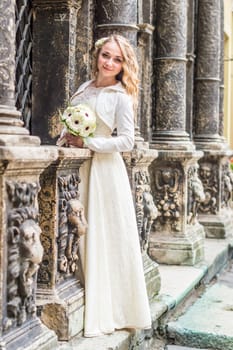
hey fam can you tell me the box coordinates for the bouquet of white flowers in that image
[56,104,96,146]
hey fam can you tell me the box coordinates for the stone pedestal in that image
[197,151,233,238]
[123,147,161,300]
[148,151,205,265]
[193,0,233,238]
[0,146,58,350]
[36,147,91,340]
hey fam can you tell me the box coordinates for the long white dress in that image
[71,82,151,337]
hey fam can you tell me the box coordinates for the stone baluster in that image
[0,1,58,348]
[194,0,233,238]
[149,0,205,265]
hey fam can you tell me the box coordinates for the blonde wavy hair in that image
[92,35,139,102]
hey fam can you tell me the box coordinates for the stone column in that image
[151,0,192,150]
[0,0,39,146]
[194,0,222,148]
[194,0,233,238]
[149,0,205,265]
[137,0,154,142]
[36,148,92,340]
[0,1,58,348]
[32,0,82,145]
[95,0,138,45]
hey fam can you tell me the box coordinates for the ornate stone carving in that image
[135,170,158,251]
[4,181,42,332]
[198,162,218,215]
[57,173,87,282]
[187,164,205,224]
[221,161,233,209]
[153,167,182,232]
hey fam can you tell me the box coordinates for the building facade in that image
[0,0,232,348]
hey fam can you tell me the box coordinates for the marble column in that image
[194,0,233,238]
[149,0,205,265]
[0,1,58,348]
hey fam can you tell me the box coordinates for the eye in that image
[114,58,123,63]
[102,52,109,58]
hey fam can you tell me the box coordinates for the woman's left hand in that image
[66,134,84,148]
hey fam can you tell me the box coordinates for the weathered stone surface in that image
[37,147,91,340]
[0,146,58,349]
[149,150,205,265]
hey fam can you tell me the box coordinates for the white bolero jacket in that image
[70,80,135,153]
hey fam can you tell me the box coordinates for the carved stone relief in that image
[57,173,87,283]
[152,166,182,232]
[135,170,158,251]
[187,164,205,224]
[198,161,218,215]
[4,181,42,332]
[221,161,233,209]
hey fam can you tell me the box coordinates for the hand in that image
[65,133,84,148]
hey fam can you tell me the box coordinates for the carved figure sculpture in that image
[188,165,205,224]
[155,168,181,231]
[141,191,158,250]
[66,199,88,273]
[199,163,218,214]
[18,219,43,325]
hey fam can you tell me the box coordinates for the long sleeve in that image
[86,93,135,153]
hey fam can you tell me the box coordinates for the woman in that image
[59,34,151,337]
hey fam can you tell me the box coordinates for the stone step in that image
[166,263,233,350]
[165,346,208,350]
[58,330,131,350]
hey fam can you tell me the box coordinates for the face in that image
[97,40,123,80]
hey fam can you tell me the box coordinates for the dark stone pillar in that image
[137,0,154,142]
[194,0,222,148]
[32,0,83,145]
[219,0,225,139]
[151,0,192,150]
[0,0,39,146]
[186,0,196,139]
[194,0,233,238]
[95,0,138,45]
[149,0,205,265]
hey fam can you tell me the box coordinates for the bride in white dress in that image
[59,34,151,337]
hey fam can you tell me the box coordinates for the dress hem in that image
[84,324,152,338]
